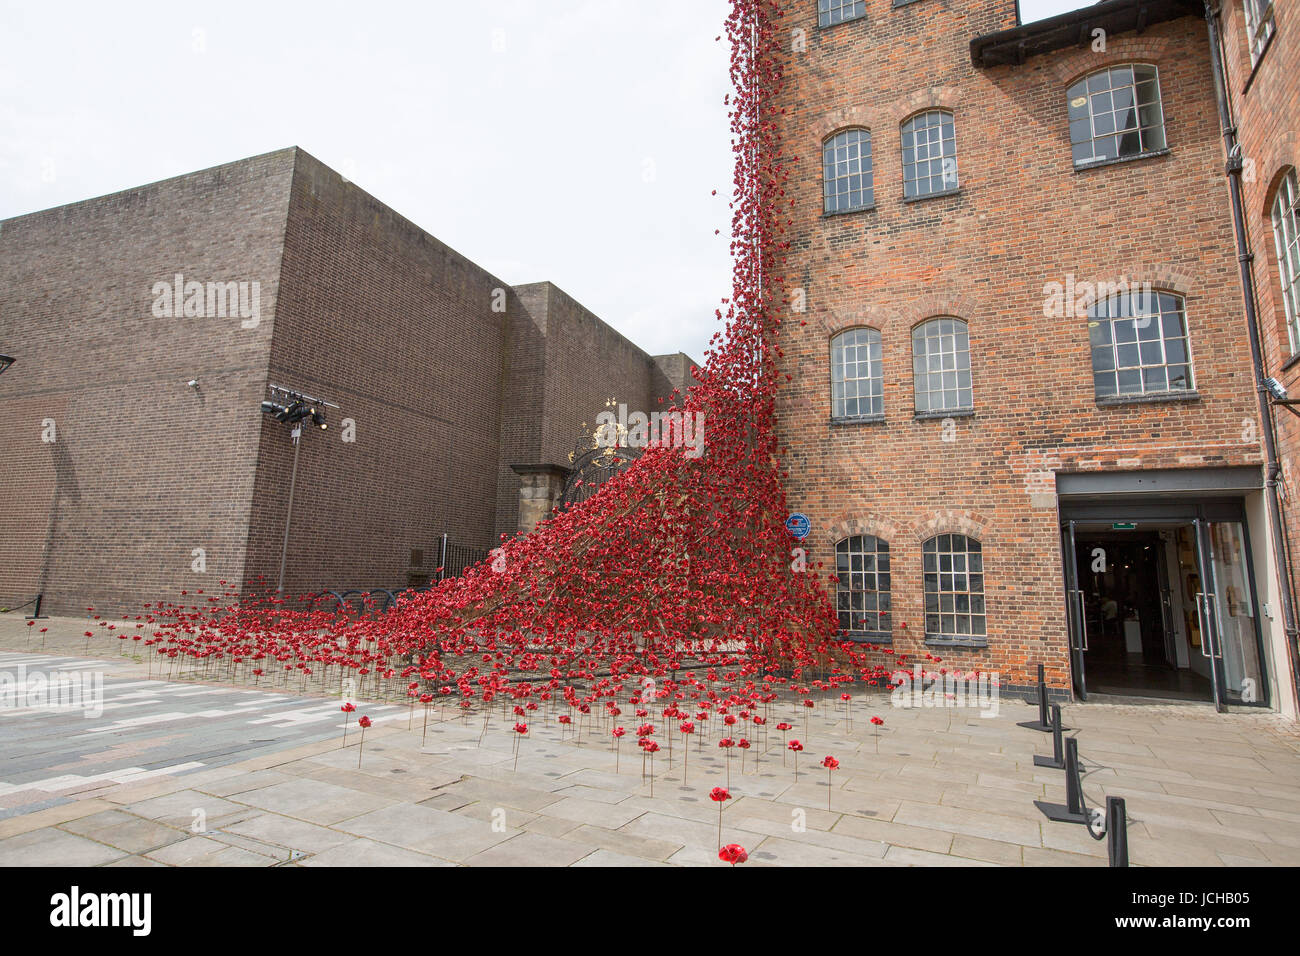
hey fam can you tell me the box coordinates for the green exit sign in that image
[1112,522,1136,531]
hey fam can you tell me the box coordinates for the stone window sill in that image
[839,632,893,644]
[1073,148,1172,173]
[903,186,960,204]
[1096,389,1200,408]
[822,204,876,219]
[914,407,974,421]
[817,12,868,31]
[830,414,886,426]
[1243,30,1276,97]
[924,637,988,649]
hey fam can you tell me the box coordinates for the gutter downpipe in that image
[1202,0,1300,713]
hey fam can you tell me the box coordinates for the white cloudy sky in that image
[1,0,1088,363]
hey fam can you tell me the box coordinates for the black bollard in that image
[1017,664,1067,732]
[1034,736,1088,824]
[1033,704,1066,769]
[1107,797,1129,867]
[25,593,48,620]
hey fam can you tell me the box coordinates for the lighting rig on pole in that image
[260,384,338,593]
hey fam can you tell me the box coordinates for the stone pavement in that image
[2,615,1300,866]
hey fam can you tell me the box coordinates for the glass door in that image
[1194,519,1267,707]
[1062,520,1087,699]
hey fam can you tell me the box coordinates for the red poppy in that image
[709,786,731,802]
[357,715,372,728]
[718,843,748,866]
[822,755,839,770]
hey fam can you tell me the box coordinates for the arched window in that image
[1067,64,1165,166]
[1088,290,1194,397]
[901,110,958,198]
[822,129,874,213]
[923,534,985,639]
[831,328,883,419]
[1270,169,1300,354]
[818,0,866,28]
[1244,0,1276,64]
[912,317,972,413]
[836,535,891,636]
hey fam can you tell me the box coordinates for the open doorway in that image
[1071,526,1214,702]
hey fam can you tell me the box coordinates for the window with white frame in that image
[923,534,986,639]
[1067,64,1166,166]
[1271,169,1300,354]
[831,328,883,419]
[901,110,958,198]
[836,535,891,637]
[1244,0,1276,64]
[823,129,874,213]
[912,317,972,413]
[1088,290,1194,397]
[818,0,866,28]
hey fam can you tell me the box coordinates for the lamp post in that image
[260,385,337,593]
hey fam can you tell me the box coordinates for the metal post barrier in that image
[1107,797,1129,867]
[25,593,48,620]
[1033,703,1066,769]
[1018,663,1067,732]
[1034,737,1088,824]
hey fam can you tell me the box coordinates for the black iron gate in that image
[559,428,640,508]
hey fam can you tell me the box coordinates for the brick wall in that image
[1218,1,1300,625]
[492,282,699,541]
[243,149,514,597]
[1,146,692,612]
[0,150,293,614]
[772,1,1264,690]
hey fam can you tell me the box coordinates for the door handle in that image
[1204,592,1224,660]
[1195,593,1214,659]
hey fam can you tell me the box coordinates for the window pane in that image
[833,536,892,635]
[831,328,883,418]
[1070,65,1165,166]
[823,129,874,213]
[912,317,972,412]
[818,0,867,27]
[922,535,987,638]
[901,110,958,196]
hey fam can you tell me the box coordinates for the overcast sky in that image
[1,1,1089,363]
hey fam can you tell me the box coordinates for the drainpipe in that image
[1202,0,1300,711]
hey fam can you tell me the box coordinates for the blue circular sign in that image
[785,513,811,541]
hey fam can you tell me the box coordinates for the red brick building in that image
[0,148,695,615]
[774,0,1299,714]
